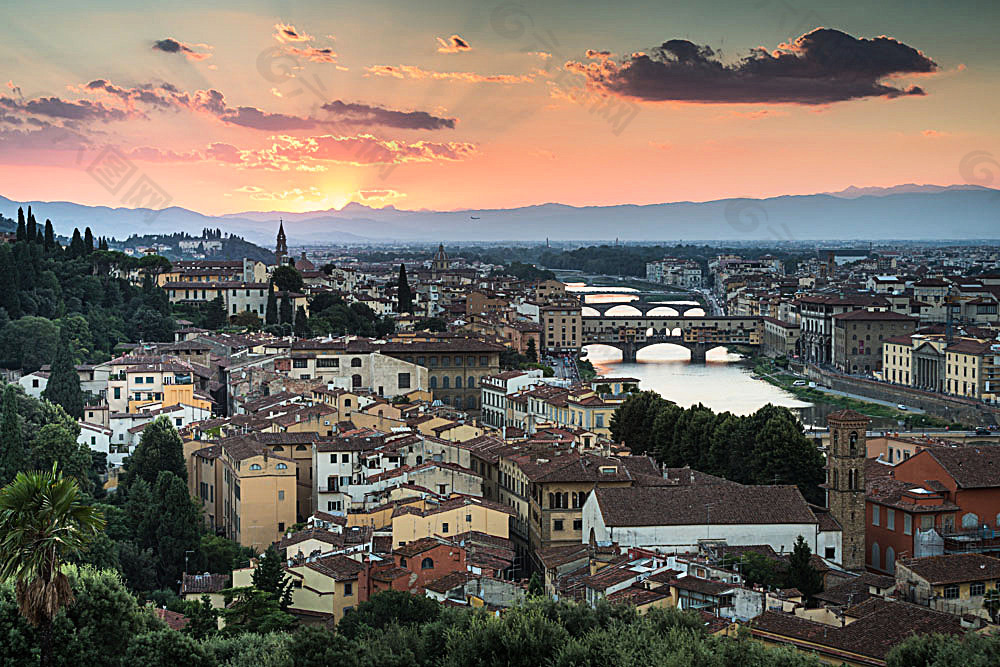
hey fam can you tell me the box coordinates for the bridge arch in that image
[646,306,679,316]
[603,304,643,316]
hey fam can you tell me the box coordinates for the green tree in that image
[151,471,201,588]
[16,207,26,241]
[0,384,24,484]
[0,316,61,372]
[43,220,55,250]
[397,264,413,313]
[337,590,441,639]
[785,535,822,599]
[294,306,310,337]
[69,228,85,257]
[271,265,304,293]
[609,391,672,455]
[528,572,544,596]
[42,331,84,419]
[196,534,255,574]
[265,283,278,325]
[286,626,357,667]
[83,227,94,254]
[0,466,105,667]
[232,310,262,330]
[525,337,537,363]
[984,587,1000,624]
[252,545,293,610]
[205,295,227,330]
[279,295,292,326]
[122,416,187,490]
[221,587,297,635]
[126,629,214,667]
[29,423,92,492]
[182,594,219,640]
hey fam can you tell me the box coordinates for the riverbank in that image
[751,356,962,429]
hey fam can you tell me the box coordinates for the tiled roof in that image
[303,554,363,581]
[181,573,230,595]
[922,447,1000,489]
[594,484,817,527]
[900,553,1000,585]
[152,607,189,631]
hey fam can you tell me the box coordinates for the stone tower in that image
[825,408,869,571]
[431,243,450,276]
[275,219,288,266]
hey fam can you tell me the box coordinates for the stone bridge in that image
[580,302,705,317]
[581,315,761,363]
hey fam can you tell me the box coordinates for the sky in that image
[1,0,998,215]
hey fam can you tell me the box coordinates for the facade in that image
[896,553,1000,619]
[832,310,917,375]
[760,317,800,358]
[540,302,582,354]
[289,339,428,397]
[824,409,869,571]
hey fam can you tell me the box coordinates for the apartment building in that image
[832,310,917,375]
[288,338,427,397]
[107,360,212,414]
[540,302,583,354]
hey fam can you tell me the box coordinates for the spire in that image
[275,218,288,262]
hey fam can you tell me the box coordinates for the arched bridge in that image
[582,315,762,363]
[581,302,705,317]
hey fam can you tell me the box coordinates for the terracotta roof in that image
[900,553,1000,585]
[181,573,230,595]
[826,409,870,423]
[921,447,1000,489]
[594,484,817,527]
[605,583,671,606]
[152,607,189,630]
[303,554,363,581]
[813,572,894,606]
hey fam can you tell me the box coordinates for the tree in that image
[195,534,255,575]
[69,228,85,257]
[265,283,278,326]
[122,416,187,490]
[279,295,292,326]
[271,265,303,293]
[0,384,24,485]
[525,337,537,363]
[182,594,219,640]
[252,545,293,610]
[0,316,61,372]
[232,310,262,330]
[29,424,93,493]
[204,295,227,330]
[785,535,822,599]
[151,471,201,588]
[294,306,310,337]
[42,331,84,419]
[83,227,94,254]
[984,587,1000,624]
[16,207,26,241]
[126,629,214,667]
[528,572,544,596]
[337,590,441,639]
[26,210,36,243]
[609,391,672,454]
[221,587,297,635]
[397,264,413,313]
[0,466,104,667]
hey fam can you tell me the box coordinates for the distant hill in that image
[2,186,999,244]
[114,232,275,263]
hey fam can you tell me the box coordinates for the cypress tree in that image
[265,283,278,325]
[786,535,823,598]
[279,295,292,325]
[25,207,36,243]
[0,384,24,484]
[42,331,84,419]
[16,207,25,241]
[526,337,537,363]
[152,470,201,587]
[70,228,85,257]
[397,263,413,313]
[294,306,310,337]
[252,544,294,610]
[205,295,227,329]
[43,219,55,250]
[84,227,94,253]
[122,415,188,490]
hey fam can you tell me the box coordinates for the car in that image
[897,404,908,411]
[975,427,991,435]
[792,380,807,386]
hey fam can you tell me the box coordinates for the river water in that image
[570,288,829,424]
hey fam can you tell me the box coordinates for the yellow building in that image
[896,553,1000,620]
[390,495,513,548]
[109,360,212,414]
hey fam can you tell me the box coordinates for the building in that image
[824,409,869,571]
[479,370,544,429]
[896,553,1000,619]
[540,302,582,355]
[832,310,917,375]
[288,338,428,397]
[275,220,288,266]
[760,317,800,358]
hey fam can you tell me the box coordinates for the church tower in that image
[825,409,869,571]
[431,243,450,277]
[275,219,288,266]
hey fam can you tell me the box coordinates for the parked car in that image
[975,427,991,435]
[792,380,807,386]
[897,404,908,411]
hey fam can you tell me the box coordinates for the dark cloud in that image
[1,93,131,122]
[437,34,472,53]
[273,23,313,43]
[321,100,456,130]
[286,45,338,63]
[566,28,937,104]
[152,38,212,61]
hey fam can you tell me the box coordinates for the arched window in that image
[249,464,262,471]
[351,358,362,367]
[871,542,880,569]
[833,431,839,446]
[454,375,462,388]
[421,557,434,570]
[562,492,569,508]
[351,374,362,388]
[295,444,307,451]
[962,512,980,530]
[276,463,288,470]
[442,377,450,389]
[548,493,555,509]
[885,547,896,574]
[416,455,423,465]
[273,446,284,452]
[430,376,438,389]
[848,468,858,491]
[849,431,858,456]
[833,469,839,489]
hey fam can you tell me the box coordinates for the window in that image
[351,357,362,367]
[903,513,912,535]
[573,519,582,531]
[399,557,407,567]
[438,484,447,495]
[398,372,411,389]
[351,374,362,388]
[441,522,449,533]
[278,490,285,500]
[454,375,462,388]
[553,519,564,531]
[871,543,880,569]
[885,546,895,574]
[276,463,287,470]
[873,505,880,527]
[344,582,353,596]
[825,546,836,560]
[421,557,434,570]
[317,358,340,368]
[442,377,449,389]
[278,522,285,532]
[430,376,438,389]
[341,453,350,463]
[249,464,262,471]
[466,513,472,522]
[887,509,895,531]
[943,585,959,599]
[293,359,308,368]
[971,582,986,596]
[962,512,980,530]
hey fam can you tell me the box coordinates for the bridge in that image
[580,302,705,317]
[581,315,762,363]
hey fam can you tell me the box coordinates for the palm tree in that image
[0,465,104,667]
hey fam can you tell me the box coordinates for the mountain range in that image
[1,185,997,245]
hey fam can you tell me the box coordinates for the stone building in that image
[824,409,869,571]
[832,310,917,375]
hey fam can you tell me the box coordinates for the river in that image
[567,285,833,424]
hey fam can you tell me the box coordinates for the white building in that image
[18,371,49,399]
[582,484,842,565]
[479,369,544,429]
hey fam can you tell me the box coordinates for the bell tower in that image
[275,219,288,266]
[825,409,869,571]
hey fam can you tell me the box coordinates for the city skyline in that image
[2,0,998,215]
